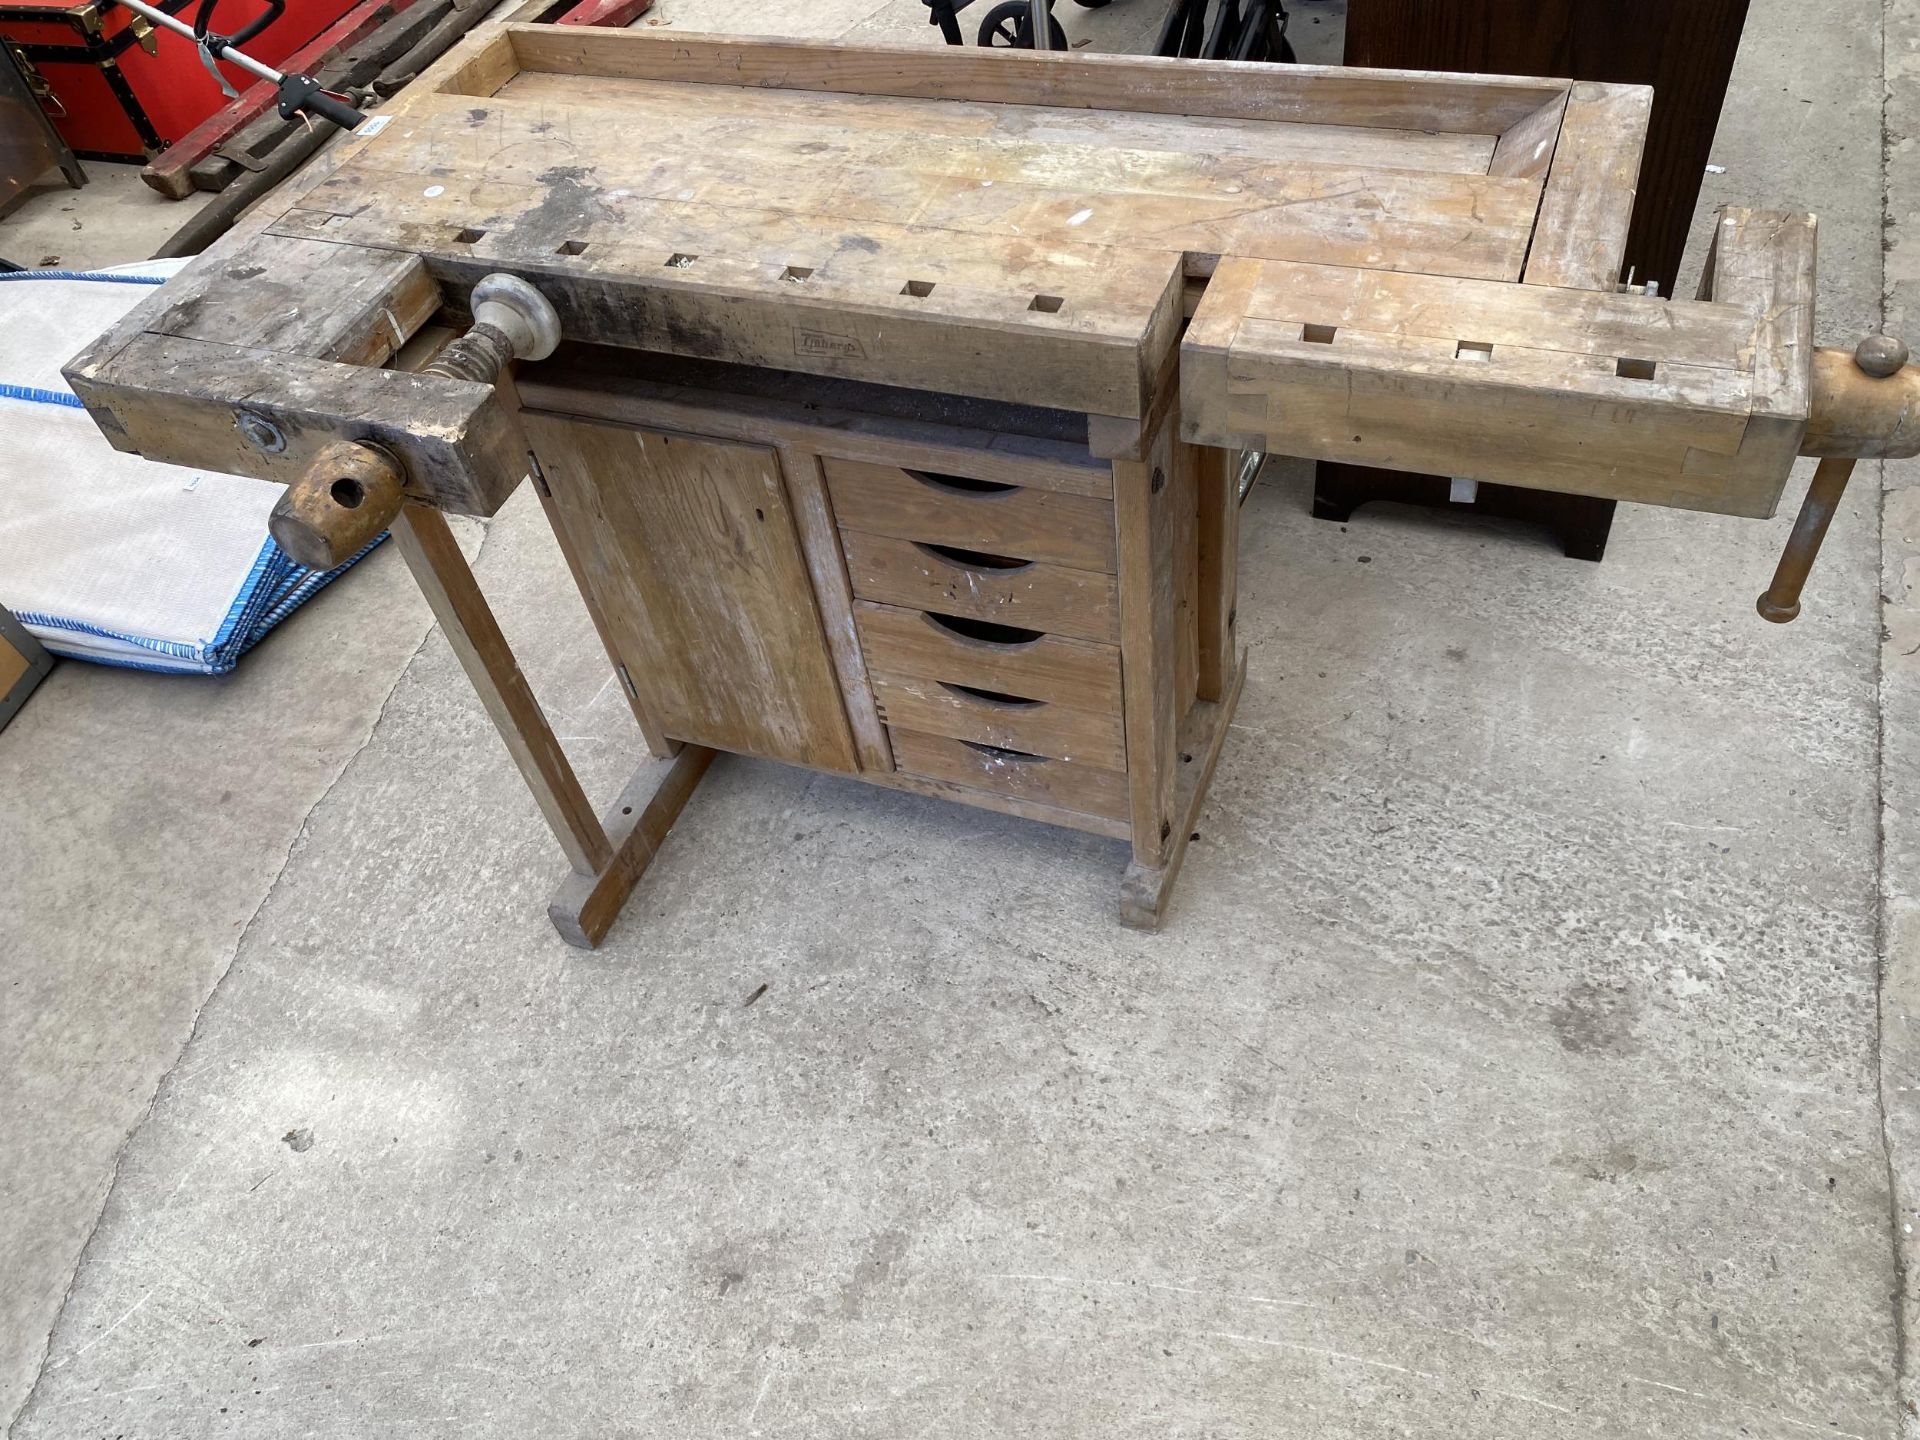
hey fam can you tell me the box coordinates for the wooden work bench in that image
[63,24,1920,945]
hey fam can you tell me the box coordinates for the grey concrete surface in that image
[1,0,1912,1437]
[1879,4,1920,1434]
[0,544,452,1432]
[1,160,216,270]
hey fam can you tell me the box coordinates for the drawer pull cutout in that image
[915,541,1033,572]
[923,612,1044,647]
[961,740,1047,763]
[940,681,1044,709]
[905,469,1020,497]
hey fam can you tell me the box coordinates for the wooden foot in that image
[548,744,717,949]
[1119,650,1246,930]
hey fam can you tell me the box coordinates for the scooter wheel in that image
[977,0,1069,47]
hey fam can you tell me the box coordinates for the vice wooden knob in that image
[268,441,404,571]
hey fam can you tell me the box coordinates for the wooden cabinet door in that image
[524,413,858,773]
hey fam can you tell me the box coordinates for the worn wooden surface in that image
[1182,242,1812,517]
[523,417,858,772]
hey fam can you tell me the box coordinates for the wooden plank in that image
[147,234,439,369]
[888,728,1129,824]
[522,411,675,757]
[504,25,1567,134]
[1192,441,1237,703]
[853,601,1121,712]
[1179,251,1809,518]
[1119,651,1245,929]
[1488,91,1566,181]
[1207,325,1764,514]
[518,351,1109,498]
[1685,208,1817,511]
[66,331,524,518]
[868,671,1125,770]
[1524,81,1652,290]
[825,458,1117,573]
[433,25,521,96]
[525,419,859,772]
[548,745,715,949]
[391,504,612,876]
[842,530,1119,644]
[1234,258,1756,365]
[1115,410,1182,869]
[860,756,1132,841]
[293,89,1545,283]
[501,69,1503,177]
[782,447,894,775]
[1172,433,1199,715]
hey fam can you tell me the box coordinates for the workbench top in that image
[65,25,1816,524]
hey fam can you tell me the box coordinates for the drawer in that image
[868,669,1125,770]
[853,600,1120,712]
[889,727,1130,823]
[826,457,1116,573]
[842,530,1119,644]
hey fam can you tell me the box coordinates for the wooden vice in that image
[63,24,1920,945]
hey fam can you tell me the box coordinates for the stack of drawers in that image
[826,457,1131,823]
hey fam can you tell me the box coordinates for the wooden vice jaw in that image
[265,273,564,571]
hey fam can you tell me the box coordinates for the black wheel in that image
[977,0,1068,47]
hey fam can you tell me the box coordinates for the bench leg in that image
[548,745,716,948]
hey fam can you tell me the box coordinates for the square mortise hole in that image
[1030,294,1064,314]
[784,265,814,283]
[1616,357,1658,380]
[665,252,698,268]
[555,239,589,257]
[1302,323,1337,344]
[452,226,486,245]
[902,279,936,297]
[1456,340,1493,361]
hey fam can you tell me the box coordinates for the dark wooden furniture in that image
[0,38,81,223]
[1320,0,1752,561]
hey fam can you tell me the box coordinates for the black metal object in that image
[0,35,84,219]
[1154,0,1292,60]
[975,0,1064,48]
[924,0,1292,58]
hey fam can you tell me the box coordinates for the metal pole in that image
[1030,0,1052,48]
[110,0,285,85]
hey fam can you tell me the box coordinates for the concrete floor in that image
[1,0,1915,1434]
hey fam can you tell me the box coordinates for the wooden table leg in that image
[1120,652,1245,929]
[392,502,716,947]
[548,745,716,948]
[391,503,614,876]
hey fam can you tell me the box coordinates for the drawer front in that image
[826,457,1116,573]
[889,728,1129,822]
[842,530,1119,644]
[869,670,1125,770]
[853,601,1120,712]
